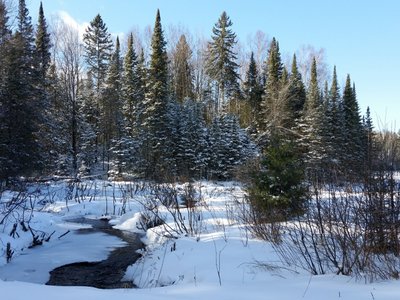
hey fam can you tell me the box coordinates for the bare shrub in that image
[135,182,204,237]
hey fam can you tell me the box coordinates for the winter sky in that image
[26,0,400,130]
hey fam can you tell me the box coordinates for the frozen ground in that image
[0,180,399,300]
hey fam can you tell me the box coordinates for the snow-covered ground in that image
[0,180,399,300]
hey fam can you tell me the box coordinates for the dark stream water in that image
[46,217,144,289]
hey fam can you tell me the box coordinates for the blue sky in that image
[26,0,400,129]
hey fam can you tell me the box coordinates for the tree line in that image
[1,0,396,183]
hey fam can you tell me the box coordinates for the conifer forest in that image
[2,1,398,184]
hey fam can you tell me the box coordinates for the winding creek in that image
[46,217,144,289]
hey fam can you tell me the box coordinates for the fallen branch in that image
[58,230,70,239]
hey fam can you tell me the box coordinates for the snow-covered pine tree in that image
[1,0,42,177]
[243,52,262,129]
[108,33,146,178]
[77,71,97,174]
[176,100,209,179]
[104,39,123,142]
[208,116,227,179]
[286,54,306,122]
[342,75,364,175]
[208,114,254,179]
[304,58,321,113]
[0,0,12,179]
[122,33,140,136]
[103,37,125,176]
[141,10,173,180]
[362,107,374,173]
[206,11,240,114]
[259,37,283,133]
[34,2,56,174]
[35,2,51,80]
[83,14,113,168]
[326,66,345,170]
[298,57,327,179]
[83,14,113,96]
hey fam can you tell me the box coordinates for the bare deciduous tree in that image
[51,18,83,172]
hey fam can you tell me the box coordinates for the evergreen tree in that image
[304,57,320,113]
[103,37,123,142]
[0,0,10,44]
[0,0,12,178]
[1,0,41,176]
[34,2,55,173]
[83,14,113,95]
[103,37,125,175]
[208,114,254,179]
[176,100,209,178]
[363,106,374,173]
[83,14,113,168]
[206,11,240,113]
[299,57,327,179]
[172,34,194,103]
[116,48,148,177]
[248,135,308,221]
[326,66,344,168]
[122,33,139,136]
[134,49,147,131]
[208,116,230,179]
[78,73,98,173]
[259,37,283,132]
[287,54,306,119]
[243,52,262,127]
[278,54,306,130]
[342,75,363,173]
[122,45,146,137]
[35,2,51,80]
[142,10,172,179]
[46,63,72,175]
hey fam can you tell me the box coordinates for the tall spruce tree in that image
[259,37,283,132]
[135,49,147,129]
[342,75,363,173]
[0,0,12,179]
[0,0,9,43]
[305,57,320,113]
[34,2,55,173]
[0,0,43,177]
[287,54,306,119]
[122,33,140,136]
[35,2,51,80]
[142,10,172,179]
[206,11,240,113]
[3,0,41,176]
[83,14,113,168]
[278,54,306,130]
[243,52,262,127]
[103,37,123,142]
[248,135,308,221]
[83,14,113,95]
[326,66,344,170]
[175,100,209,178]
[78,72,98,173]
[300,57,327,178]
[363,106,374,173]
